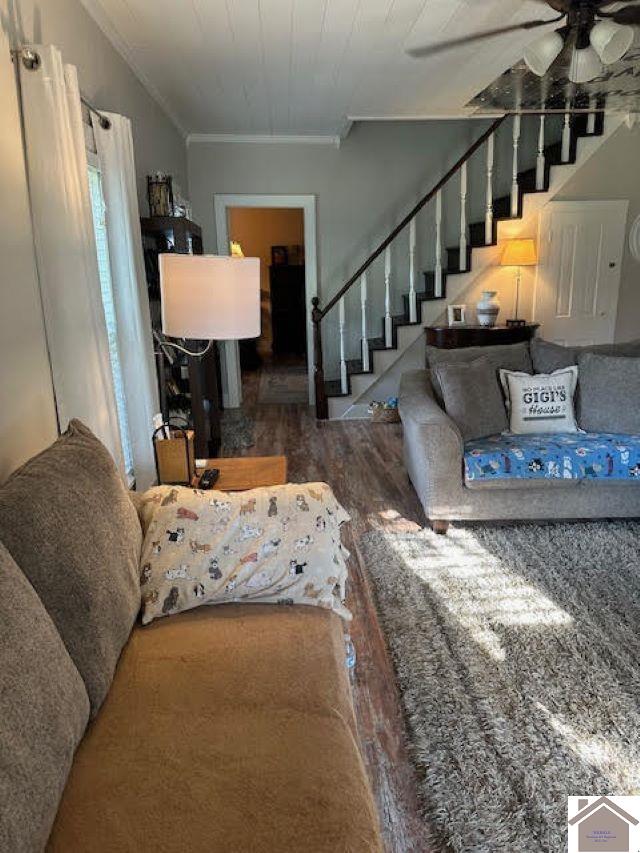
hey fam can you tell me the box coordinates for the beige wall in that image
[554,122,640,342]
[0,0,187,479]
[228,207,304,353]
[228,207,304,294]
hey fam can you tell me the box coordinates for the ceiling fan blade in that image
[406,18,562,59]
[610,5,640,23]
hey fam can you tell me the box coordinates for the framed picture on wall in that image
[271,245,289,266]
[447,304,467,326]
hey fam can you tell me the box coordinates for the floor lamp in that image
[158,254,260,455]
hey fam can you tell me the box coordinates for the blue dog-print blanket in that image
[464,433,640,482]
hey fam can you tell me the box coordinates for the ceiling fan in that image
[407,0,640,83]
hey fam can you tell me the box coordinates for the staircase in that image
[312,104,623,420]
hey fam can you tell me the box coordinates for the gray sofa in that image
[399,339,640,532]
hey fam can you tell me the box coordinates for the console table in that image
[425,323,539,349]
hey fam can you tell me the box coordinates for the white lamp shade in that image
[523,30,564,76]
[568,45,604,83]
[590,20,634,65]
[160,254,260,340]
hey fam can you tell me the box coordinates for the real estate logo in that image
[568,796,640,852]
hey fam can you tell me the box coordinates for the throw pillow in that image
[136,482,352,624]
[499,366,579,434]
[0,542,90,853]
[426,341,532,402]
[0,420,142,716]
[530,339,577,374]
[578,352,640,433]
[432,356,508,441]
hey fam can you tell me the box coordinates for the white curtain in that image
[18,45,125,472]
[92,113,159,490]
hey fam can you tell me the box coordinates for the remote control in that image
[198,469,220,490]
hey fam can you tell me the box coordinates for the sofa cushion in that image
[432,356,508,441]
[499,366,579,434]
[578,353,640,433]
[136,482,351,625]
[0,420,142,715]
[0,541,89,853]
[426,341,532,401]
[47,605,383,853]
[531,337,640,374]
[464,432,640,483]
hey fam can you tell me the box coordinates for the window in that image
[87,160,134,481]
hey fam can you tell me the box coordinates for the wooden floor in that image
[220,368,440,853]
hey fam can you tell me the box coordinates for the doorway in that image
[533,200,628,345]
[214,194,317,408]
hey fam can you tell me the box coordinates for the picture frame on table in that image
[447,304,467,326]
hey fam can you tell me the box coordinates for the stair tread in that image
[322,118,606,405]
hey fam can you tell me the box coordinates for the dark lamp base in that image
[506,318,527,328]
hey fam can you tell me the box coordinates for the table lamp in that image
[159,253,260,354]
[500,238,537,327]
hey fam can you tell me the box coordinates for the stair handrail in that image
[311,113,507,417]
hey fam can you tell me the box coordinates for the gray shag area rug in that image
[220,410,255,451]
[360,521,640,853]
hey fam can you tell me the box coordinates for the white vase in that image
[476,291,500,327]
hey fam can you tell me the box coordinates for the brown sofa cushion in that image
[0,542,89,853]
[0,420,142,715]
[47,605,383,853]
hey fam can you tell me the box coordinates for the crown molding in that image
[78,0,188,139]
[187,132,342,147]
[347,113,496,121]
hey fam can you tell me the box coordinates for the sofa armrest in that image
[398,370,464,520]
[399,371,463,449]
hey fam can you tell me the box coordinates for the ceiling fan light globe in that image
[568,45,604,83]
[590,20,634,65]
[523,30,564,76]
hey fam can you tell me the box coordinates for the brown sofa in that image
[0,422,382,853]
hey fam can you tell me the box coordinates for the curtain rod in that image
[11,47,112,130]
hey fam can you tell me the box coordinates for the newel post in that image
[312,297,328,420]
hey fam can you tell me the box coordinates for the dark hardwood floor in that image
[219,368,441,853]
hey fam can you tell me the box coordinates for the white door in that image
[533,200,628,346]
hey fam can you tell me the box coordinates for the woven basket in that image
[371,407,400,424]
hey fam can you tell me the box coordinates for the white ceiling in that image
[80,0,556,138]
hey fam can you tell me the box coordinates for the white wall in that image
[0,0,188,479]
[188,120,501,376]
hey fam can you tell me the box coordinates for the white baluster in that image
[562,100,571,163]
[536,114,546,191]
[587,94,596,134]
[459,162,467,272]
[485,133,494,245]
[384,246,392,348]
[360,273,370,371]
[408,219,417,322]
[434,190,443,297]
[511,113,521,217]
[339,297,348,394]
